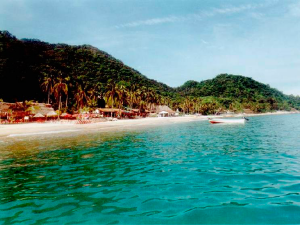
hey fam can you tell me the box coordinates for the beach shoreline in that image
[0,116,207,140]
[0,111,299,140]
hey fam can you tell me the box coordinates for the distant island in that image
[1,30,299,115]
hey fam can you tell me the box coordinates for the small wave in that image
[7,130,80,137]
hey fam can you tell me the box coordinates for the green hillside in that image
[177,74,285,100]
[0,31,175,110]
[1,31,299,114]
[174,74,300,113]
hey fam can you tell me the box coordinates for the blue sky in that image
[1,0,300,95]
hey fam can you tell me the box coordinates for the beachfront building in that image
[98,108,149,118]
[158,111,169,117]
[131,109,150,118]
[99,108,121,117]
[0,102,56,123]
[155,105,175,117]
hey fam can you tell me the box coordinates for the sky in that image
[1,0,300,95]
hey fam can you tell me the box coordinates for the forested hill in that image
[0,31,175,103]
[176,74,286,100]
[0,30,299,113]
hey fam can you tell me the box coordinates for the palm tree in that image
[135,87,146,111]
[105,79,119,117]
[144,88,157,111]
[194,97,202,114]
[105,79,117,108]
[116,81,128,110]
[64,76,71,108]
[186,97,195,114]
[41,75,54,104]
[53,77,68,114]
[75,85,90,109]
[127,91,136,109]
[89,82,105,107]
[127,84,138,109]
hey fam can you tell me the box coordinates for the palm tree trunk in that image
[65,94,68,108]
[59,95,61,111]
[118,101,122,118]
[57,95,61,120]
[111,96,114,117]
[130,96,133,109]
[47,88,50,104]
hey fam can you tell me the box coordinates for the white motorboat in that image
[208,117,248,124]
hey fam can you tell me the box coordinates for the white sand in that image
[1,111,298,140]
[0,116,207,139]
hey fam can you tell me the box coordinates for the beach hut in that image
[33,113,45,118]
[158,111,169,117]
[33,113,45,122]
[61,113,73,119]
[61,112,68,117]
[46,111,57,117]
[99,108,120,117]
[46,111,57,116]
[46,111,58,121]
[155,105,175,116]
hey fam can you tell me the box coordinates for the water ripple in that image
[1,114,300,224]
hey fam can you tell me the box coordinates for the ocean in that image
[1,114,300,224]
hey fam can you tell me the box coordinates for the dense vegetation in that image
[1,31,299,115]
[176,74,300,114]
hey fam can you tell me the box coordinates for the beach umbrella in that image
[46,111,57,117]
[33,113,45,118]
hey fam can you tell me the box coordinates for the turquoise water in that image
[1,114,300,224]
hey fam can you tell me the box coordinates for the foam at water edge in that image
[7,129,80,137]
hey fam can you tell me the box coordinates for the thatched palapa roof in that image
[155,105,175,114]
[0,102,55,116]
[99,108,120,113]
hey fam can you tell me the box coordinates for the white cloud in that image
[116,16,185,28]
[116,3,270,29]
[201,39,208,44]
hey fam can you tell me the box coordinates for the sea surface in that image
[1,114,300,224]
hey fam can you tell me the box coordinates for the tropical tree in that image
[116,81,128,110]
[135,87,149,111]
[105,79,121,117]
[75,85,90,109]
[64,76,71,108]
[105,79,118,108]
[183,97,193,114]
[127,84,138,109]
[193,97,202,114]
[199,97,221,115]
[144,88,158,111]
[53,77,68,113]
[41,75,54,104]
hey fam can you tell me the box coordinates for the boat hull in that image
[209,119,245,124]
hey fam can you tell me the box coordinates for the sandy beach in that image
[1,111,299,141]
[0,116,207,140]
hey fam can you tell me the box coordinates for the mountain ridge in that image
[1,30,299,113]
